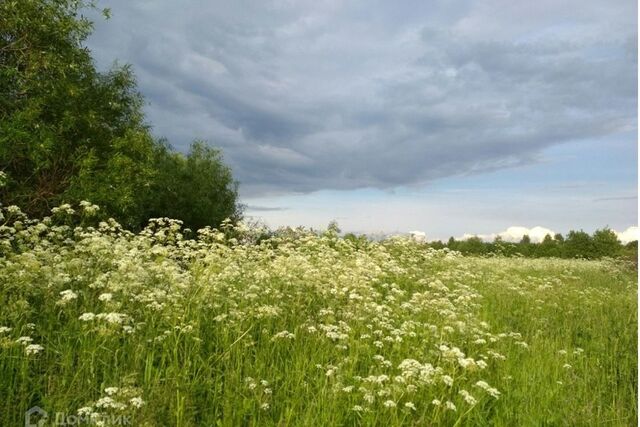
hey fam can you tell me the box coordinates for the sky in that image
[86,0,638,241]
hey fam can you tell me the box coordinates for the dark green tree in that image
[0,0,240,230]
[538,234,558,257]
[591,228,621,258]
[565,230,595,258]
[447,236,457,250]
[145,141,240,231]
[0,0,156,225]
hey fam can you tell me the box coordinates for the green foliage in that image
[564,230,595,258]
[145,141,240,231]
[437,228,630,260]
[0,205,636,426]
[0,0,240,230]
[0,0,152,221]
[591,227,621,258]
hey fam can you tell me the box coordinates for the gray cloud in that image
[87,0,637,196]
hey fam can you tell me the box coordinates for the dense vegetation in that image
[0,203,636,426]
[0,0,240,230]
[426,229,638,261]
[0,2,636,425]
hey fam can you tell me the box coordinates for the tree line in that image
[0,0,241,231]
[426,228,638,261]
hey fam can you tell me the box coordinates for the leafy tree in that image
[447,236,457,251]
[538,234,558,257]
[0,0,156,225]
[429,240,446,250]
[0,0,240,229]
[591,227,621,258]
[326,220,341,235]
[457,236,486,255]
[145,141,240,231]
[565,230,595,258]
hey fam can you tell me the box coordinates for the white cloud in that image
[459,226,555,243]
[615,226,639,244]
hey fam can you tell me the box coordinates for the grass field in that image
[0,205,637,426]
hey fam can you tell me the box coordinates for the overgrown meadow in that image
[0,203,636,426]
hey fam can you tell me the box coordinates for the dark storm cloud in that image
[87,0,637,196]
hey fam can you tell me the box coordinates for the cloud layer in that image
[88,0,637,196]
[616,226,639,244]
[459,226,556,243]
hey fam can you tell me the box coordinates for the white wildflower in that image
[272,330,295,340]
[25,344,44,355]
[104,387,119,395]
[441,375,454,386]
[98,293,113,302]
[129,397,145,408]
[77,407,93,416]
[16,336,33,344]
[79,313,96,321]
[58,289,78,305]
[459,389,477,405]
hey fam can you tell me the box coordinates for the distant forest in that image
[429,229,637,261]
[342,227,638,262]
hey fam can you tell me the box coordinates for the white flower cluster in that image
[0,202,633,424]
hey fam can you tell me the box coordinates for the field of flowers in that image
[0,203,637,426]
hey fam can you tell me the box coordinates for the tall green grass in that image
[0,205,636,426]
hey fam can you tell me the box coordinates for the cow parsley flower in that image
[129,397,145,408]
[16,336,33,345]
[404,402,417,411]
[58,289,78,305]
[442,375,454,386]
[459,389,477,405]
[98,293,113,302]
[104,387,119,395]
[272,330,295,340]
[77,407,93,416]
[25,344,44,355]
[79,313,96,321]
